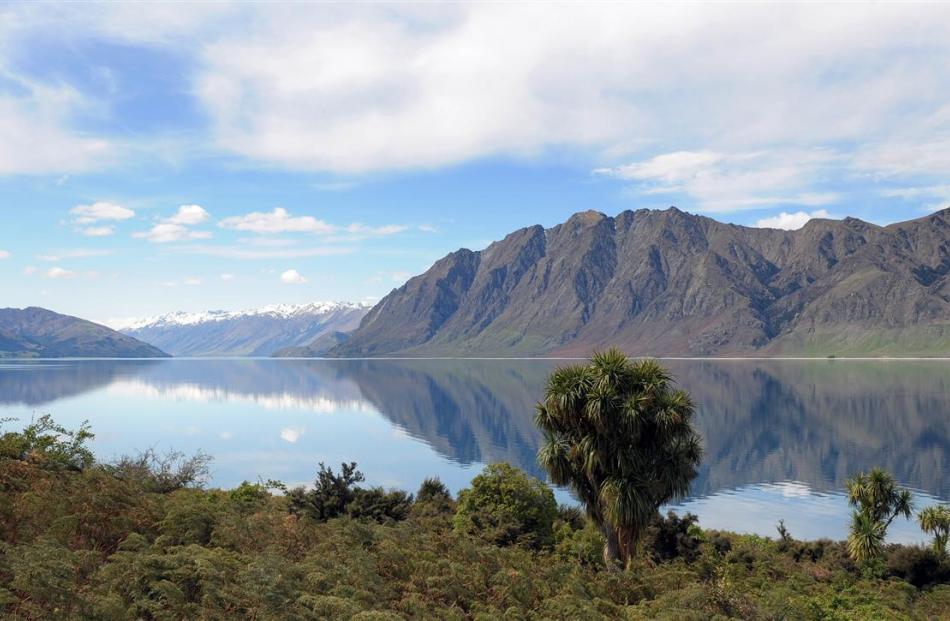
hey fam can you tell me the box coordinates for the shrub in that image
[0,415,94,472]
[5,416,950,620]
[709,533,733,557]
[886,545,950,588]
[157,490,223,546]
[228,480,270,512]
[556,504,586,531]
[790,539,835,563]
[453,463,557,549]
[416,477,452,504]
[288,462,364,522]
[554,520,605,568]
[648,511,703,563]
[413,477,455,515]
[284,463,413,525]
[107,448,211,493]
[348,488,413,523]
[6,538,94,615]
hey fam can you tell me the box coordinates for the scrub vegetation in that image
[2,357,950,619]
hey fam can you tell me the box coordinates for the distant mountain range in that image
[331,207,950,357]
[272,330,353,357]
[113,302,370,357]
[0,307,168,358]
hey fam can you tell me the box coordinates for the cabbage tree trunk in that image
[602,526,622,571]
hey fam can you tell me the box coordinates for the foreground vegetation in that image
[2,416,950,619]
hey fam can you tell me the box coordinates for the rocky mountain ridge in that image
[331,207,950,357]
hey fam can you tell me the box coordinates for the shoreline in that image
[4,355,950,362]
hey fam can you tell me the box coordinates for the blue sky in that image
[2,2,950,323]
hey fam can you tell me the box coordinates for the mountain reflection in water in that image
[1,358,947,542]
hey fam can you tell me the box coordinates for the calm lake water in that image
[1,358,947,543]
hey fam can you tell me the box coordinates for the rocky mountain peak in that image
[331,207,950,358]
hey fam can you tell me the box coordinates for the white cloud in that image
[418,224,439,233]
[134,223,213,243]
[183,277,202,286]
[879,184,950,213]
[0,88,114,175]
[134,205,213,243]
[0,250,9,259]
[80,225,115,237]
[45,266,76,279]
[280,269,307,284]
[344,223,408,236]
[755,210,832,230]
[598,151,724,185]
[220,273,235,281]
[166,204,210,225]
[6,2,950,215]
[595,150,840,212]
[881,185,950,200]
[279,426,304,443]
[70,201,134,225]
[182,3,950,180]
[219,207,334,235]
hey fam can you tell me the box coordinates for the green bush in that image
[648,511,702,563]
[0,415,93,472]
[412,477,455,517]
[348,487,413,523]
[287,461,364,522]
[228,480,270,511]
[416,477,452,504]
[453,462,557,549]
[106,448,211,494]
[555,504,585,530]
[886,545,950,588]
[554,520,605,568]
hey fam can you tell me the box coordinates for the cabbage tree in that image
[536,350,703,569]
[846,468,913,563]
[919,504,950,558]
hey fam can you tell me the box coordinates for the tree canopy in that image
[536,350,703,568]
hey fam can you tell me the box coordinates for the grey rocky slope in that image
[116,302,369,357]
[0,307,168,358]
[272,331,352,357]
[331,207,950,357]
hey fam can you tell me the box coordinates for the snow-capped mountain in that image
[111,302,371,357]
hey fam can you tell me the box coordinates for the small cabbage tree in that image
[536,350,703,569]
[846,468,913,563]
[919,505,950,558]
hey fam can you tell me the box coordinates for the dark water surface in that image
[1,358,947,543]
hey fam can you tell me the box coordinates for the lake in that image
[1,358,947,544]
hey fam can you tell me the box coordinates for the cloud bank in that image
[5,3,950,215]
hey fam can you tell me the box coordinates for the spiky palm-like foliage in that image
[918,505,950,558]
[536,349,703,568]
[845,468,913,563]
[848,510,886,563]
